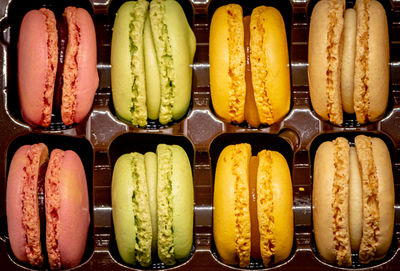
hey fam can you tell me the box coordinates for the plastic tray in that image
[0,0,399,270]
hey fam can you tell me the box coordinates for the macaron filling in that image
[150,0,175,125]
[249,156,261,260]
[40,8,58,127]
[325,1,344,125]
[22,144,48,266]
[127,1,148,127]
[130,153,152,266]
[157,145,175,264]
[52,15,68,120]
[355,136,380,263]
[331,138,352,266]
[257,150,275,266]
[354,0,370,123]
[243,16,260,128]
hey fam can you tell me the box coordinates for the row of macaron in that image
[8,0,398,131]
[3,132,397,269]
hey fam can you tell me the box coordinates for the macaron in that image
[213,143,293,267]
[313,135,394,266]
[111,0,196,127]
[209,5,290,127]
[18,7,99,127]
[308,0,389,125]
[112,144,193,266]
[6,144,90,269]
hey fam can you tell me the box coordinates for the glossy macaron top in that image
[17,9,58,127]
[45,149,90,269]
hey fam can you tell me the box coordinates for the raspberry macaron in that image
[6,143,90,269]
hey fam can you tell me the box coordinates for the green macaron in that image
[111,0,196,126]
[111,144,194,266]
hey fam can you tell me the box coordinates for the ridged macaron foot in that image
[61,7,99,126]
[313,135,394,266]
[308,0,345,125]
[156,144,194,265]
[149,0,196,125]
[210,5,290,127]
[45,149,90,269]
[213,143,293,267]
[353,0,389,124]
[111,0,149,127]
[6,143,49,267]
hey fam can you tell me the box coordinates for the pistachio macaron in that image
[112,144,194,266]
[111,0,196,127]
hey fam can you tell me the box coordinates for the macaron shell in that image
[144,17,161,121]
[355,136,394,262]
[170,145,194,260]
[308,0,344,125]
[111,0,148,126]
[370,137,394,260]
[57,150,90,268]
[6,146,29,263]
[249,6,290,125]
[268,151,293,264]
[162,0,196,121]
[353,0,389,124]
[17,9,57,127]
[213,143,251,267]
[6,144,49,264]
[312,141,341,264]
[111,153,138,265]
[209,4,246,123]
[62,7,99,125]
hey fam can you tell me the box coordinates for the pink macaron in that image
[6,143,90,269]
[17,7,99,127]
